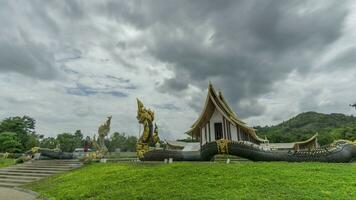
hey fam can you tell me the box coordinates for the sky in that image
[1,0,356,140]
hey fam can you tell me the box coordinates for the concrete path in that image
[0,187,37,200]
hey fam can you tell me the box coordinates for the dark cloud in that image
[153,103,180,111]
[103,0,348,118]
[327,48,356,70]
[66,83,128,97]
[0,1,60,79]
[105,75,138,90]
[0,0,354,138]
[0,38,58,79]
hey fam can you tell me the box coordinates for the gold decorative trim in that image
[216,139,229,154]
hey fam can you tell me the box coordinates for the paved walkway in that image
[0,187,36,200]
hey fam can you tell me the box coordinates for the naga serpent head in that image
[334,140,356,159]
[137,98,154,123]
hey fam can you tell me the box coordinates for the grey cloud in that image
[105,75,138,90]
[327,48,356,70]
[56,48,82,63]
[153,103,180,111]
[66,83,128,97]
[103,0,348,118]
[0,39,58,79]
[0,0,355,139]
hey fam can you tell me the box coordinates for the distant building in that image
[261,133,320,151]
[166,140,200,151]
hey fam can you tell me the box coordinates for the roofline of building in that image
[185,83,267,143]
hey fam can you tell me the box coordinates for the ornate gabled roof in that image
[293,133,319,147]
[186,84,267,143]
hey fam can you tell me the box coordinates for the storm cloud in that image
[0,0,356,139]
[103,0,349,117]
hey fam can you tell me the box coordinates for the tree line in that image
[0,116,137,153]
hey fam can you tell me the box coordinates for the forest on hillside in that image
[255,112,356,145]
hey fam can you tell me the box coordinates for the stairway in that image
[0,160,82,188]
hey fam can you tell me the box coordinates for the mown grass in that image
[26,162,356,200]
[0,158,14,168]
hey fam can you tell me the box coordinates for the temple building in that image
[185,84,268,146]
[166,84,320,152]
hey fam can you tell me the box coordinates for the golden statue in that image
[93,116,112,157]
[136,99,160,158]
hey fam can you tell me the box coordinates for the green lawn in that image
[0,158,14,168]
[26,162,356,200]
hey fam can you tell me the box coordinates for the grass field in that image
[0,158,14,168]
[26,162,356,200]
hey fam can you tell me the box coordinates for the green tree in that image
[74,130,84,148]
[108,132,137,152]
[0,116,38,151]
[0,132,22,153]
[40,137,58,149]
[56,131,84,152]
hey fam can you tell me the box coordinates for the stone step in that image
[0,169,61,174]
[0,182,22,188]
[25,163,82,167]
[11,166,78,171]
[0,178,33,184]
[0,171,52,177]
[8,167,73,172]
[29,160,80,163]
[0,160,83,188]
[20,163,82,167]
[21,163,81,166]
[0,175,40,181]
[28,162,81,165]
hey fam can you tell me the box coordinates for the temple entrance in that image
[214,123,223,140]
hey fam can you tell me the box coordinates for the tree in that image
[74,130,84,148]
[56,131,84,152]
[40,137,58,149]
[108,132,137,152]
[0,132,22,153]
[0,116,38,151]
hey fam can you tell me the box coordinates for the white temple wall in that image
[230,124,238,141]
[200,108,242,144]
[209,108,223,141]
[201,126,206,144]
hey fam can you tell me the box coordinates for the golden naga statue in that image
[136,99,159,158]
[93,116,112,157]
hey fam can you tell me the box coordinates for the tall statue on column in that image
[136,99,159,158]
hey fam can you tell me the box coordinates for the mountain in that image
[255,112,356,145]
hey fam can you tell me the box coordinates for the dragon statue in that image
[92,116,112,157]
[136,99,159,158]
